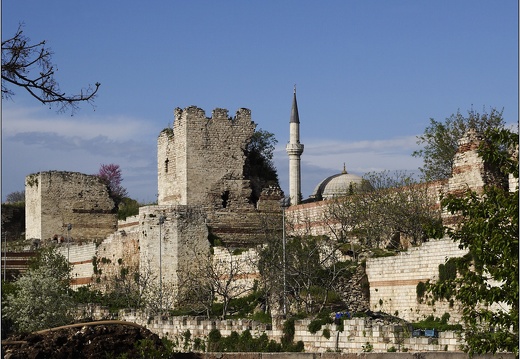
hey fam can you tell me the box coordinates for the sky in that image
[2,1,518,203]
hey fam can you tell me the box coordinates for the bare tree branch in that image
[2,25,100,114]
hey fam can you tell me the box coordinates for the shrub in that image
[322,328,331,339]
[308,319,323,334]
[416,281,427,299]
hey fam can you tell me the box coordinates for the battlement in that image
[173,106,253,125]
[158,106,256,209]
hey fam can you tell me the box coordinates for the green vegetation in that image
[307,311,333,334]
[244,128,279,204]
[427,127,518,355]
[206,328,298,352]
[416,281,427,301]
[3,248,73,333]
[413,107,506,181]
[117,197,140,220]
[411,314,462,332]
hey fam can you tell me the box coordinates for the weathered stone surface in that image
[25,171,117,242]
[158,106,256,210]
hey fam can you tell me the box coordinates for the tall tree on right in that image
[429,127,518,355]
[413,108,505,181]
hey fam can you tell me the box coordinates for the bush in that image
[412,315,462,331]
[322,328,331,339]
[416,281,427,299]
[308,319,323,334]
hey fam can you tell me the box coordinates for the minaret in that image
[286,86,304,205]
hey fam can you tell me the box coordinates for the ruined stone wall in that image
[445,130,487,197]
[92,230,140,292]
[25,171,117,242]
[366,238,467,323]
[158,107,256,210]
[212,247,260,300]
[138,205,209,297]
[55,242,97,287]
[286,200,333,237]
[25,173,42,240]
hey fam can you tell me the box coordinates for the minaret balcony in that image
[286,143,304,155]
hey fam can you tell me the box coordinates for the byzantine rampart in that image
[365,238,467,323]
[158,107,256,209]
[55,242,98,287]
[25,171,117,242]
[78,307,468,353]
[18,105,517,352]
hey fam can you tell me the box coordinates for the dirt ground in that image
[1,322,172,359]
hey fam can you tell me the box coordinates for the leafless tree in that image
[323,171,442,250]
[2,25,100,113]
[178,247,256,319]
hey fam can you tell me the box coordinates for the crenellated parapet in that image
[158,106,256,208]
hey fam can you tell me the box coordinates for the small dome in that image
[310,165,371,200]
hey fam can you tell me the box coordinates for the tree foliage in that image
[5,190,25,204]
[2,25,100,113]
[258,231,354,316]
[117,197,140,220]
[428,127,518,355]
[3,248,73,333]
[324,171,442,249]
[413,108,505,181]
[96,163,128,206]
[244,129,279,203]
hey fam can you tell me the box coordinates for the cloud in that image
[273,135,423,198]
[2,104,158,203]
[3,108,154,139]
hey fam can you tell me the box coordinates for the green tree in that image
[2,25,100,113]
[429,127,518,355]
[3,248,74,332]
[244,128,279,204]
[413,108,505,181]
[117,197,140,220]
[5,190,25,204]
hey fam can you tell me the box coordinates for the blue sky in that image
[2,1,518,203]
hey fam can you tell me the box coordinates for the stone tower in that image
[286,87,304,205]
[25,171,117,242]
[157,106,256,209]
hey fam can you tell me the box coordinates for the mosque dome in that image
[310,165,372,200]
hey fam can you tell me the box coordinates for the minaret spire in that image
[286,86,304,205]
[290,85,299,124]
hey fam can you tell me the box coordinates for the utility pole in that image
[67,224,72,263]
[280,196,291,317]
[3,231,8,281]
[159,215,166,311]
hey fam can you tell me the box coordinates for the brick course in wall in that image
[365,238,467,323]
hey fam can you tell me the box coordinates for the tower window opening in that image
[165,158,169,173]
[221,190,230,208]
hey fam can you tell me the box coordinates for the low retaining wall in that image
[75,307,513,357]
[199,354,514,359]
[116,311,465,354]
